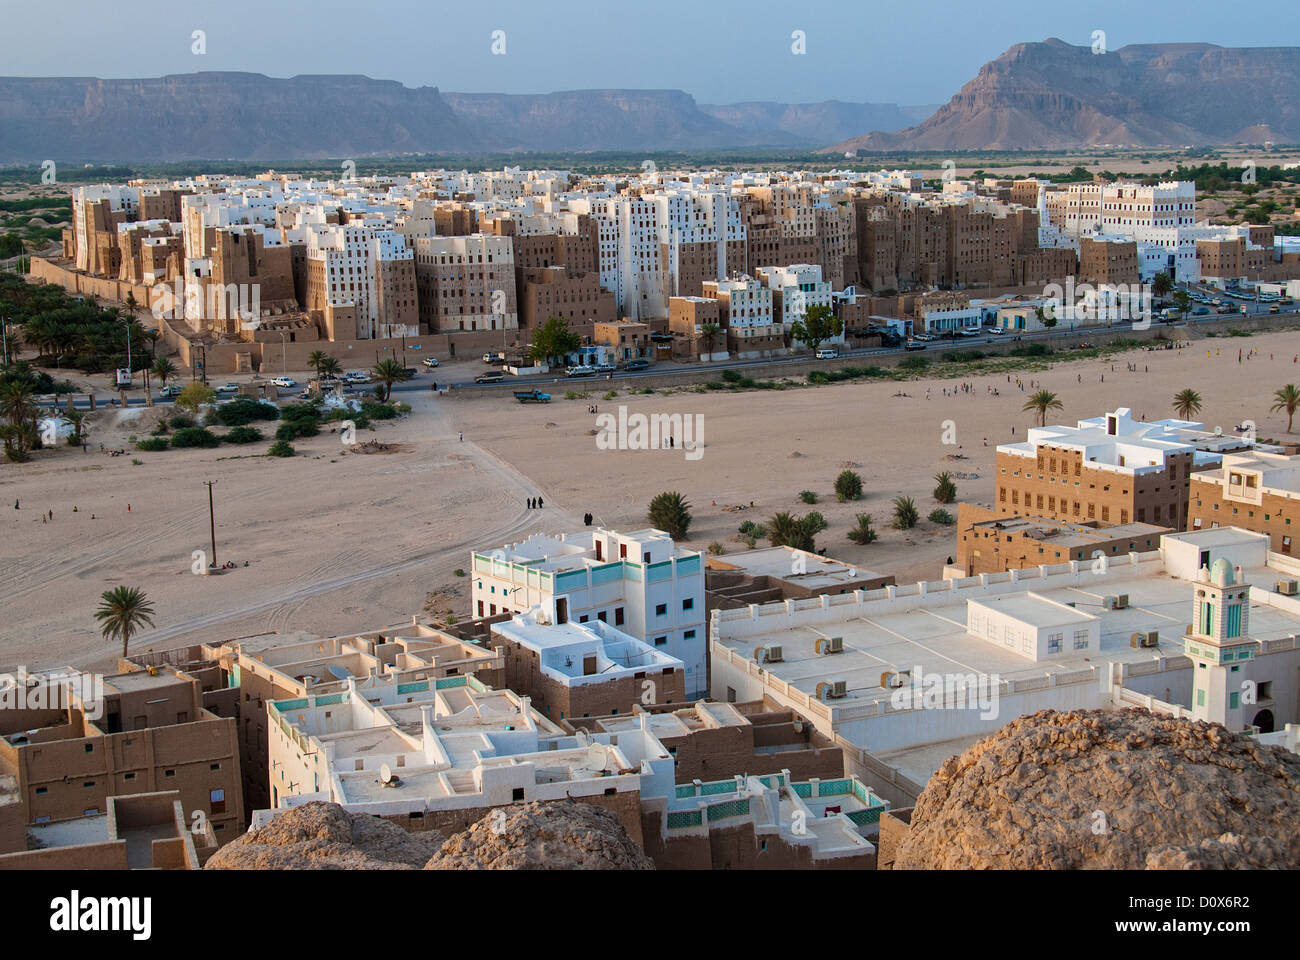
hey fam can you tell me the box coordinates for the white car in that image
[422,357,439,368]
[272,377,296,388]
[344,372,372,383]
[815,348,839,359]
[216,382,238,393]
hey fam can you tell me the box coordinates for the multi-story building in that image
[412,233,518,334]
[1188,450,1300,553]
[756,264,841,345]
[71,184,139,276]
[305,222,418,339]
[0,666,244,845]
[995,407,1222,531]
[470,528,707,697]
[701,277,785,359]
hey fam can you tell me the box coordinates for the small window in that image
[83,744,93,753]
[655,603,667,616]
[684,629,696,640]
[35,787,47,795]
[164,769,175,778]
[512,787,525,802]
[682,597,694,610]
[654,636,667,646]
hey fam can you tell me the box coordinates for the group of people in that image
[526,496,545,509]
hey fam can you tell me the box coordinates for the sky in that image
[6,0,1299,106]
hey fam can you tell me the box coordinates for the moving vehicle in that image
[1217,305,1235,314]
[216,383,238,393]
[272,377,296,388]
[402,367,420,378]
[904,339,926,351]
[1192,306,1210,315]
[958,328,982,337]
[344,371,372,383]
[988,326,1006,335]
[815,348,840,359]
[422,357,439,368]
[474,372,505,384]
[595,362,617,373]
[622,359,650,371]
[159,384,184,398]
[566,365,597,378]
[483,352,507,364]
[513,389,551,404]
[1270,304,1281,314]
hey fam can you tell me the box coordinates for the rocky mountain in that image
[828,39,1300,152]
[0,73,925,163]
[697,100,936,146]
[893,708,1300,870]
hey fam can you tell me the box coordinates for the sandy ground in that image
[4,328,1299,675]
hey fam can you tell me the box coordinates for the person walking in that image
[459,432,463,442]
[537,496,544,509]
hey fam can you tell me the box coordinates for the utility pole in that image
[204,480,218,568]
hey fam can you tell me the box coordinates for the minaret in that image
[1184,559,1255,729]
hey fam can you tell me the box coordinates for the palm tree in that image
[67,409,88,445]
[1022,390,1063,427]
[1151,272,1172,299]
[699,322,721,360]
[1271,384,1300,432]
[371,358,410,402]
[1172,388,1203,421]
[308,350,328,379]
[152,357,176,392]
[319,356,342,379]
[933,471,957,504]
[94,586,156,660]
[847,513,878,545]
[647,491,692,540]
[891,496,919,530]
[0,380,36,461]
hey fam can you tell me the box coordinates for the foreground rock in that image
[425,801,655,870]
[206,801,444,870]
[895,708,1300,870]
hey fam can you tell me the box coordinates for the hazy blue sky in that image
[9,0,1299,105]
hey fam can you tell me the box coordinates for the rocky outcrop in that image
[828,39,1300,151]
[425,801,655,870]
[205,801,444,870]
[894,708,1300,870]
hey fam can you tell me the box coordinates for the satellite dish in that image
[380,763,394,784]
[328,664,353,681]
[585,744,607,772]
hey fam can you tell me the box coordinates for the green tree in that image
[529,316,582,366]
[933,470,957,504]
[1152,272,1173,298]
[847,513,878,545]
[789,303,843,353]
[834,469,863,502]
[94,585,156,660]
[891,496,919,530]
[1172,289,1191,319]
[647,491,692,540]
[1271,384,1300,432]
[319,356,342,379]
[308,350,328,379]
[699,322,721,359]
[766,511,823,552]
[371,358,411,402]
[0,380,37,462]
[1173,388,1203,421]
[175,382,216,416]
[1022,389,1063,427]
[1035,306,1057,329]
[151,356,176,391]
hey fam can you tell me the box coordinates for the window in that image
[1197,689,1206,707]
[210,789,226,814]
[1229,692,1239,710]
[35,787,47,795]
[615,607,624,626]
[684,629,696,640]
[1073,629,1090,650]
[655,603,667,616]
[654,636,667,646]
[682,597,694,611]
[164,768,176,778]
[512,788,525,802]
[1047,633,1063,654]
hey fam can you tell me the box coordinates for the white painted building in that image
[471,528,706,697]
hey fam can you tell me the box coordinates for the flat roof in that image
[712,546,888,590]
[969,592,1096,627]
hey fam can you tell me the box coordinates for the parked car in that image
[474,372,505,384]
[903,340,926,351]
[159,384,184,398]
[422,357,440,368]
[216,383,238,393]
[622,359,650,371]
[513,389,551,404]
[344,371,372,383]
[402,367,420,378]
[566,365,597,378]
[958,328,982,337]
[1270,304,1281,314]
[483,352,507,365]
[595,362,618,373]
[271,377,296,388]
[815,348,840,359]
[1192,306,1210,315]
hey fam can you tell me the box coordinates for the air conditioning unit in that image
[754,645,784,664]
[816,636,844,655]
[1114,594,1130,610]
[1102,595,1118,610]
[880,670,908,689]
[828,679,847,699]
[1276,579,1299,596]
[1130,631,1159,648]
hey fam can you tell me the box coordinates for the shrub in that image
[1009,342,1050,358]
[168,415,195,429]
[453,568,466,577]
[358,401,398,421]
[847,513,878,545]
[898,355,929,372]
[708,542,726,555]
[169,427,221,449]
[223,426,263,444]
[276,419,319,441]
[603,390,617,400]
[933,471,957,504]
[799,490,818,504]
[211,398,279,427]
[738,519,766,538]
[131,458,142,466]
[134,436,169,452]
[892,496,919,530]
[929,508,955,525]
[267,438,295,457]
[835,469,863,502]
